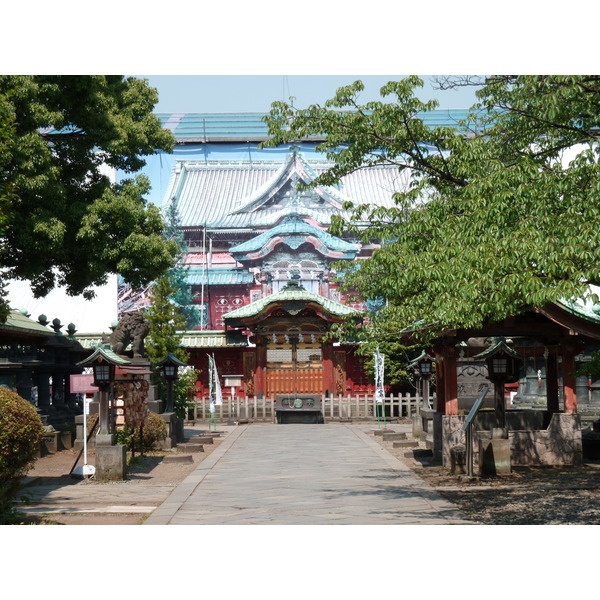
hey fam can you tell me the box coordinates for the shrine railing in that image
[190,393,420,422]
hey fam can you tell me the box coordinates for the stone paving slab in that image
[144,423,472,525]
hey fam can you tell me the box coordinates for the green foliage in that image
[162,200,201,329]
[264,76,600,340]
[144,274,199,415]
[0,387,44,524]
[115,412,168,453]
[576,351,600,378]
[0,75,178,322]
[144,275,189,363]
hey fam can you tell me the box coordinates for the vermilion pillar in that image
[322,341,334,397]
[562,343,578,414]
[434,351,446,413]
[255,337,267,399]
[443,346,459,416]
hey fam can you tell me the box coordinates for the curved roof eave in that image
[224,282,360,322]
[229,216,359,257]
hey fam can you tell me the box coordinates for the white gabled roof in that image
[164,150,408,230]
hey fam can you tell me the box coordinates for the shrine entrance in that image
[224,281,360,399]
[265,328,324,395]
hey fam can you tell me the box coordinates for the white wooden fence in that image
[189,393,424,422]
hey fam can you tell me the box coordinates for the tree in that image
[162,199,201,329]
[0,75,179,323]
[144,275,199,417]
[144,275,188,363]
[263,76,600,341]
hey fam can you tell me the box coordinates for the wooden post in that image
[442,347,458,416]
[544,346,560,413]
[255,337,267,399]
[562,343,578,414]
[434,351,446,413]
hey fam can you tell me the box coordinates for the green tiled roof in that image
[224,281,359,321]
[1,310,57,336]
[556,299,600,324]
[185,268,255,286]
[229,214,359,257]
[179,331,246,348]
[75,331,238,350]
[154,110,479,142]
[76,344,131,367]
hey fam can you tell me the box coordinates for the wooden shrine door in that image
[266,335,324,395]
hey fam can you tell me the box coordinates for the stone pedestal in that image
[42,430,61,454]
[147,400,162,415]
[174,417,184,443]
[412,414,423,438]
[479,438,511,476]
[60,430,74,450]
[95,444,127,481]
[159,412,178,449]
[96,433,115,446]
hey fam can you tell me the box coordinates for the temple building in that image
[145,112,417,398]
[116,112,480,399]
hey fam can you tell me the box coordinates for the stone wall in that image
[440,412,582,469]
[509,413,582,466]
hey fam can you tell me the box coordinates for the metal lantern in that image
[162,363,178,380]
[475,338,522,384]
[156,353,188,413]
[157,353,187,381]
[474,338,522,430]
[408,351,435,378]
[92,360,115,387]
[418,356,434,377]
[408,351,435,411]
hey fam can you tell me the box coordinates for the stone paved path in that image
[145,423,472,525]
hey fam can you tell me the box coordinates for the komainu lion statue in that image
[106,312,150,358]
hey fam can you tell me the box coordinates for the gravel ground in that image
[372,427,600,525]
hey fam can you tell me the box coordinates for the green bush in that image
[115,412,168,453]
[0,387,44,524]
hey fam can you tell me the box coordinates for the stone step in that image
[188,436,214,444]
[371,429,397,436]
[382,432,407,442]
[163,454,194,464]
[176,443,204,453]
[393,440,419,449]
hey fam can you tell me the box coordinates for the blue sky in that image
[139,75,480,114]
